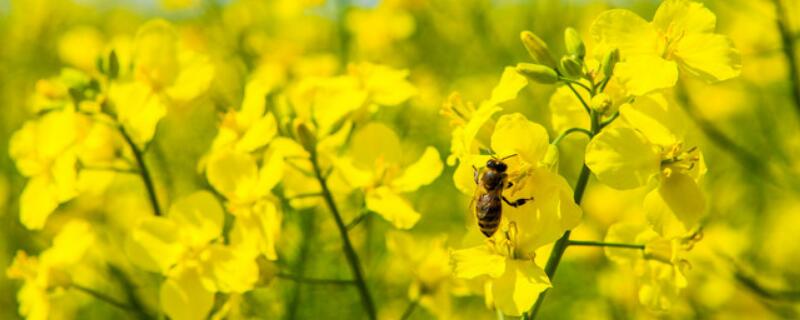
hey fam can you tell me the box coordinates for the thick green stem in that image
[527,110,599,319]
[568,240,644,250]
[309,151,376,320]
[118,126,162,216]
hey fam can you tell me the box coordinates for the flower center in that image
[660,144,699,177]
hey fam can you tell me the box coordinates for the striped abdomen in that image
[476,193,502,237]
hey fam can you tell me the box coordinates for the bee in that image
[472,155,533,238]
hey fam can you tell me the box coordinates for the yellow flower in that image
[591,0,741,95]
[442,67,528,193]
[9,109,90,229]
[109,19,214,147]
[346,5,415,55]
[386,232,466,319]
[604,223,700,311]
[289,62,416,136]
[335,123,443,229]
[450,113,581,316]
[127,191,258,320]
[206,149,283,260]
[6,220,96,320]
[585,94,706,232]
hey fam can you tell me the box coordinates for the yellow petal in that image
[548,85,590,134]
[236,113,277,153]
[229,200,281,260]
[257,145,284,193]
[161,267,215,320]
[491,113,549,164]
[350,62,417,106]
[351,122,402,167]
[506,169,582,252]
[674,33,741,82]
[489,67,528,106]
[366,187,420,229]
[19,176,59,230]
[492,260,551,317]
[167,48,214,102]
[646,173,705,233]
[128,217,185,273]
[452,155,490,195]
[614,56,678,96]
[110,82,166,147]
[590,9,660,57]
[198,244,258,293]
[41,220,95,267]
[169,191,224,247]
[652,0,716,37]
[585,127,661,189]
[134,19,179,88]
[450,245,505,279]
[206,151,258,204]
[619,94,683,147]
[391,147,444,192]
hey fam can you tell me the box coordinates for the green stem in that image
[71,284,139,314]
[527,110,599,319]
[399,298,419,320]
[118,125,162,216]
[309,150,377,320]
[559,77,592,93]
[773,0,800,119]
[552,127,593,146]
[564,83,591,115]
[276,273,356,286]
[568,240,644,250]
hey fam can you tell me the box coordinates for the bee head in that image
[486,159,508,172]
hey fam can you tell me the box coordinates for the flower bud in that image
[515,63,558,84]
[520,31,556,67]
[590,93,612,114]
[602,48,620,79]
[564,27,585,59]
[293,120,317,152]
[559,56,583,78]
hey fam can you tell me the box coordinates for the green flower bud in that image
[294,120,317,152]
[516,63,559,84]
[520,31,556,67]
[564,27,585,59]
[559,56,583,78]
[590,93,612,114]
[602,48,620,79]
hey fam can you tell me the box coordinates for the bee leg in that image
[472,165,479,184]
[506,181,513,188]
[502,196,533,207]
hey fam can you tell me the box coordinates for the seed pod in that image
[520,31,556,68]
[516,63,559,84]
[602,48,620,79]
[564,27,585,59]
[559,56,583,78]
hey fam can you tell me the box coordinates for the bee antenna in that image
[500,154,518,160]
